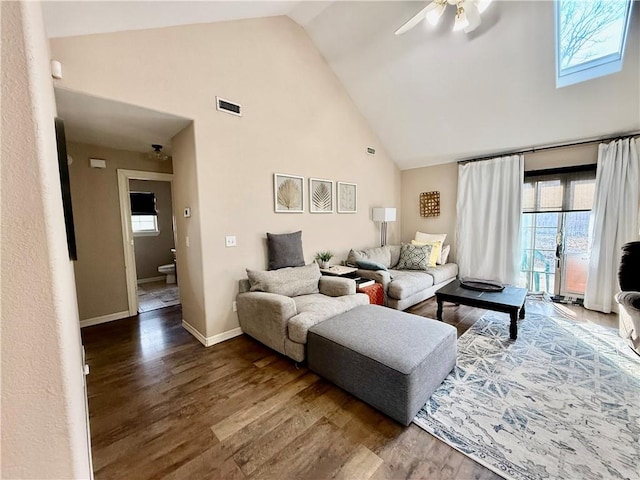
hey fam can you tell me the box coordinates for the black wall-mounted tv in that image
[54,117,77,260]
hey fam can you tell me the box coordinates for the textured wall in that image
[67,141,172,320]
[1,1,91,477]
[130,179,175,280]
[51,16,402,339]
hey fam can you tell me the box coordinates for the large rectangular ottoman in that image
[307,304,456,425]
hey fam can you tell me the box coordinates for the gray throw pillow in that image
[247,263,320,297]
[267,231,305,270]
[396,243,433,270]
[356,259,388,271]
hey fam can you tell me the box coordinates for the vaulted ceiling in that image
[42,1,640,169]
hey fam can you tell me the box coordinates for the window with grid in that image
[130,192,159,235]
[520,166,596,294]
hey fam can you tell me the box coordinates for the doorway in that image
[117,170,179,315]
[129,179,180,312]
[520,166,596,298]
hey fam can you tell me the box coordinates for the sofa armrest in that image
[616,292,640,311]
[356,269,392,290]
[236,292,297,354]
[319,276,356,297]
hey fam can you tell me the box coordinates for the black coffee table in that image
[435,280,528,339]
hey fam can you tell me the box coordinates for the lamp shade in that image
[372,207,397,222]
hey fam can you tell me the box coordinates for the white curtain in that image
[584,138,640,313]
[456,155,524,284]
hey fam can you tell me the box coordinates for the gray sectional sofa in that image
[347,245,458,310]
[236,263,369,362]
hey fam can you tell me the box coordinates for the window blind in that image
[130,192,157,216]
[522,165,596,213]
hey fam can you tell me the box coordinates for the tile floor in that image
[137,280,180,313]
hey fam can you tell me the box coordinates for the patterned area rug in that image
[414,309,640,480]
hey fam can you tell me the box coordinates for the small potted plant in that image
[315,251,333,269]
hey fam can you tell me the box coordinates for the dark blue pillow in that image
[356,259,388,271]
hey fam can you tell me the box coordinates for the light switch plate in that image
[225,235,237,247]
[183,207,191,218]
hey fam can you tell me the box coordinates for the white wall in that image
[1,1,92,477]
[50,16,402,341]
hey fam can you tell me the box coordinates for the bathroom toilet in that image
[158,263,176,284]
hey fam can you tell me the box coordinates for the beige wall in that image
[400,142,604,260]
[401,162,459,261]
[1,1,91,477]
[171,123,206,335]
[50,16,402,339]
[130,179,175,280]
[67,142,173,320]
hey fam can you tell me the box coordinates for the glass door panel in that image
[520,212,559,294]
[560,211,590,296]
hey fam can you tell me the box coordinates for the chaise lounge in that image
[236,263,369,362]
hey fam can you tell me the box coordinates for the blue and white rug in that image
[413,309,640,480]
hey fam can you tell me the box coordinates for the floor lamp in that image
[372,207,396,247]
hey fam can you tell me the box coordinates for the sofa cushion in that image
[288,293,369,343]
[387,270,434,299]
[347,246,392,268]
[389,245,401,268]
[426,263,459,285]
[267,231,305,270]
[356,259,388,271]
[397,243,433,270]
[247,263,320,297]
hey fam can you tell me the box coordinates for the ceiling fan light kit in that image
[395,0,493,36]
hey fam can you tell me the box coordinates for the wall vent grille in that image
[216,97,242,116]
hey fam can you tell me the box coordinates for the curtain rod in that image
[458,130,640,165]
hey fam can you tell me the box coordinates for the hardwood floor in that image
[81,297,617,479]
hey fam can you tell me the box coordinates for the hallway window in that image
[131,215,158,235]
[130,191,159,235]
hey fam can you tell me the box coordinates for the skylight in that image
[555,0,633,88]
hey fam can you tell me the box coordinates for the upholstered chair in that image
[616,241,640,355]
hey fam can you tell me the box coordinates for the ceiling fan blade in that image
[394,5,431,35]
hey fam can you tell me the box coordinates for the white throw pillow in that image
[437,244,451,265]
[415,232,447,263]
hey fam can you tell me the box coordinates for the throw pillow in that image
[396,243,433,270]
[247,263,320,297]
[438,244,451,265]
[414,232,447,263]
[356,259,388,271]
[267,231,305,270]
[411,240,440,267]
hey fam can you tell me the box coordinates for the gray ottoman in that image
[307,304,456,425]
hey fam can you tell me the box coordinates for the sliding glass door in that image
[520,167,596,298]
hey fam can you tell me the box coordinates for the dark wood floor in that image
[81,297,617,479]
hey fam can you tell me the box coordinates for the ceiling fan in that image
[395,0,493,35]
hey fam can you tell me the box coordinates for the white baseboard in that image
[137,276,166,284]
[80,310,130,328]
[181,320,243,347]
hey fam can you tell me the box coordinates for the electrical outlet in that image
[225,235,237,247]
[232,301,237,312]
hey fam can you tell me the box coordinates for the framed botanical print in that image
[309,178,334,213]
[274,173,304,213]
[337,182,357,213]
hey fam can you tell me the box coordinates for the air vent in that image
[366,147,376,155]
[216,97,242,116]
